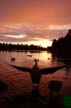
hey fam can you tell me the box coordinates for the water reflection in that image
[52,53,71,78]
[64,63,71,79]
[0,51,71,83]
[39,51,51,62]
[0,51,71,105]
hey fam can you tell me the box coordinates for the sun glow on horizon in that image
[0,39,52,48]
[24,39,52,48]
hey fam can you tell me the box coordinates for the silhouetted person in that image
[48,80,63,108]
[12,59,65,90]
[30,59,41,89]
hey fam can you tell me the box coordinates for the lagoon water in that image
[0,50,64,67]
[0,51,71,104]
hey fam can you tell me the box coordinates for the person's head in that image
[34,59,39,63]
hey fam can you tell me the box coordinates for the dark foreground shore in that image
[0,62,71,108]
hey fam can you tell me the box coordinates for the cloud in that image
[5,34,26,38]
[0,23,70,43]
[0,24,45,41]
[48,24,71,30]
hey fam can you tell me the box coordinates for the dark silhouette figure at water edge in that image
[4,59,65,107]
[12,59,65,89]
[9,80,63,108]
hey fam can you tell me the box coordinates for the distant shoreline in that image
[0,29,71,58]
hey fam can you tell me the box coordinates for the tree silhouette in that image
[52,29,71,58]
[0,43,46,51]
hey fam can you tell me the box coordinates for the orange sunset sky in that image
[0,0,71,47]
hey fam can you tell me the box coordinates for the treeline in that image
[52,29,71,52]
[0,43,47,51]
[1,29,71,53]
[51,29,71,58]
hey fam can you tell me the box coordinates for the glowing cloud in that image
[5,34,26,38]
[48,25,71,30]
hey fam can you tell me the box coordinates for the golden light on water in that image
[39,51,52,61]
[37,51,52,67]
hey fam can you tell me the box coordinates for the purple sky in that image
[0,0,71,46]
